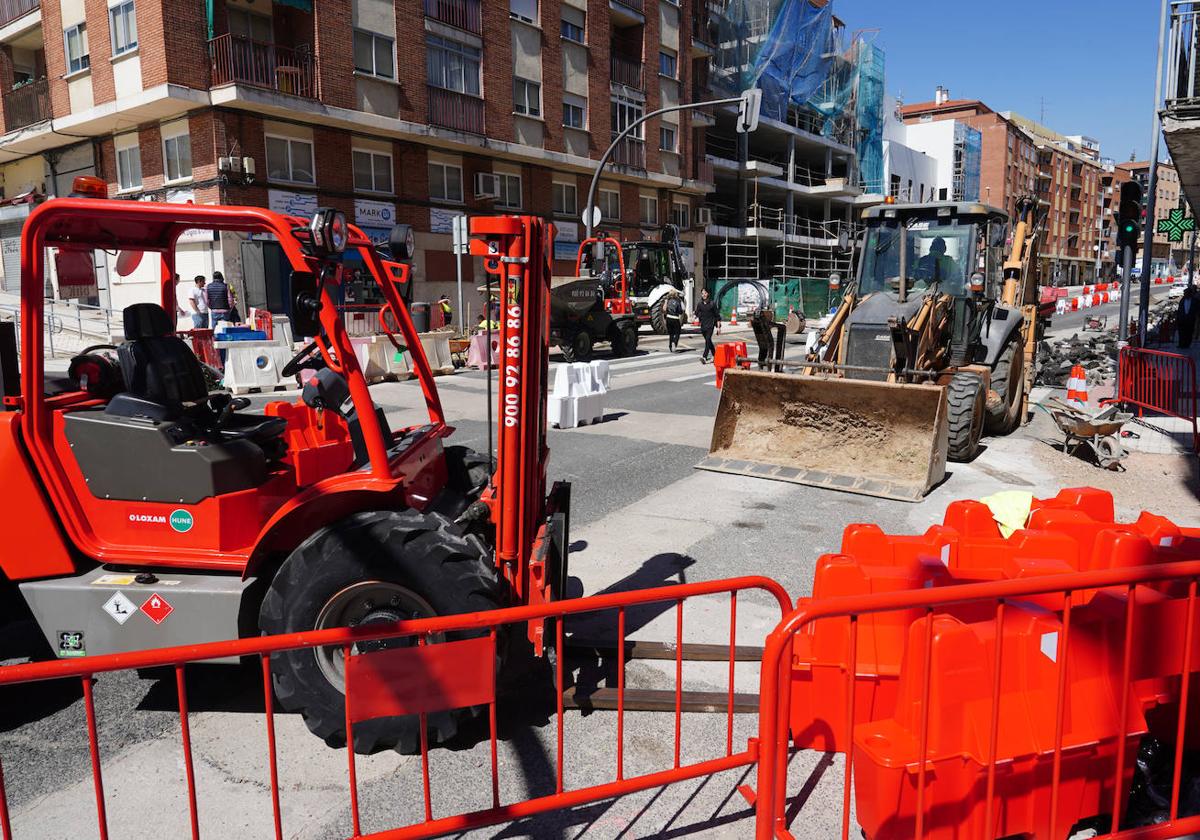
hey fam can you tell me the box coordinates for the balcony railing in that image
[610,53,643,89]
[3,78,49,132]
[428,86,484,135]
[611,134,645,169]
[612,0,643,13]
[0,0,38,28]
[693,156,714,185]
[423,0,481,36]
[209,34,317,99]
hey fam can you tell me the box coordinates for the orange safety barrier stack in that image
[713,340,748,388]
[789,488,1200,753]
[755,557,1200,840]
[178,327,221,370]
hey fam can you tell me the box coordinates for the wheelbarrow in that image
[1042,398,1133,470]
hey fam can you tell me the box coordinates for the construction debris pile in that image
[1036,331,1118,387]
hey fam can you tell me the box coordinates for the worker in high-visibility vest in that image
[437,294,453,327]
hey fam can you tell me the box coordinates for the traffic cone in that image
[1066,364,1088,407]
[730,309,738,326]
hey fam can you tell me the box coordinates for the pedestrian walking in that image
[189,276,209,329]
[1179,285,1198,349]
[664,290,685,352]
[694,288,719,364]
[205,271,233,325]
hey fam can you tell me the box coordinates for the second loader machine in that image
[702,199,1042,501]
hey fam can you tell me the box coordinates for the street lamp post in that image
[583,90,762,241]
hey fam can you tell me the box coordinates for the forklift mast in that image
[470,216,556,605]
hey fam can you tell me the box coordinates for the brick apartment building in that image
[899,95,1113,286]
[1118,160,1189,274]
[0,0,714,315]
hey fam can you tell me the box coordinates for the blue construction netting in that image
[853,41,885,196]
[961,125,982,202]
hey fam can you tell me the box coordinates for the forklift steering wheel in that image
[282,341,326,378]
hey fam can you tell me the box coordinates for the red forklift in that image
[0,182,567,752]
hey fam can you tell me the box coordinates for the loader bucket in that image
[697,370,949,502]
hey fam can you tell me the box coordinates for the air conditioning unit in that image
[241,157,256,177]
[696,207,713,227]
[218,155,243,174]
[474,172,500,199]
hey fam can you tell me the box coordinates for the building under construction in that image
[697,0,884,318]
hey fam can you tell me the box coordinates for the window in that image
[115,136,142,192]
[426,36,481,96]
[611,94,643,139]
[161,124,193,183]
[64,23,89,74]
[353,29,394,79]
[429,161,463,202]
[353,149,393,194]
[561,6,585,43]
[496,172,522,209]
[553,181,577,215]
[563,93,587,129]
[510,0,537,23]
[228,8,272,41]
[671,201,689,229]
[889,174,901,198]
[514,78,541,117]
[265,135,315,184]
[658,49,677,79]
[659,125,677,152]
[599,188,620,221]
[109,2,137,56]
[639,194,657,225]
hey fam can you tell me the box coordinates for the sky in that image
[838,0,1165,163]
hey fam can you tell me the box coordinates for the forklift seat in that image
[107,303,287,450]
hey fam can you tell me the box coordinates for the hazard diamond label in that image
[102,591,137,625]
[140,593,174,625]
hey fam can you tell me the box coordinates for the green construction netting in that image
[717,279,843,320]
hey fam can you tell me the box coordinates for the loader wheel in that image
[946,372,985,463]
[559,330,593,363]
[649,298,669,335]
[259,510,502,754]
[984,336,1025,435]
[611,321,639,357]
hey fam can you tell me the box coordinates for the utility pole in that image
[1138,0,1170,340]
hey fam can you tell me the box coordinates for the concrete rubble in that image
[1036,299,1179,388]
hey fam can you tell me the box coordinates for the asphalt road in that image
[1045,285,1172,335]
[3,319,1198,839]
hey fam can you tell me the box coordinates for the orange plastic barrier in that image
[713,340,749,388]
[789,488,1199,752]
[1109,347,1199,452]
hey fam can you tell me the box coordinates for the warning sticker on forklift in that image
[102,592,137,625]
[57,631,85,658]
[140,593,174,625]
[92,574,136,586]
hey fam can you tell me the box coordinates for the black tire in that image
[259,510,502,754]
[984,336,1025,435]
[559,330,593,363]
[946,372,985,463]
[649,297,669,335]
[611,320,639,357]
[444,445,492,499]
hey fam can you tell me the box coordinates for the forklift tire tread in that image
[983,336,1024,436]
[259,509,502,754]
[946,372,984,463]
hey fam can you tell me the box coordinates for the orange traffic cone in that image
[730,309,738,326]
[1066,364,1088,407]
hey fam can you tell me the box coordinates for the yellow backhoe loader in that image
[699,198,1041,501]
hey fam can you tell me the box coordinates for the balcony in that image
[427,86,484,134]
[2,77,49,132]
[693,155,714,185]
[691,13,714,54]
[610,53,642,89]
[423,0,481,36]
[611,134,645,170]
[609,0,644,26]
[209,34,316,99]
[0,0,37,28]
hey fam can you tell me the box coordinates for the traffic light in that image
[1116,181,1143,249]
[737,88,762,134]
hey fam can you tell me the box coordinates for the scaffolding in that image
[951,122,982,202]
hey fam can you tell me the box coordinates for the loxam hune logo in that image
[169,509,194,533]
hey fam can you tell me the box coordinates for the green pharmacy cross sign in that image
[1157,208,1196,243]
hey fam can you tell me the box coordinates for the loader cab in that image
[857,202,1008,302]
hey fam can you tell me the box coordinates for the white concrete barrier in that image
[548,361,608,429]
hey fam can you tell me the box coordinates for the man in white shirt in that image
[189,276,209,329]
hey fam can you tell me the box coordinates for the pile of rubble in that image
[1036,331,1117,387]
